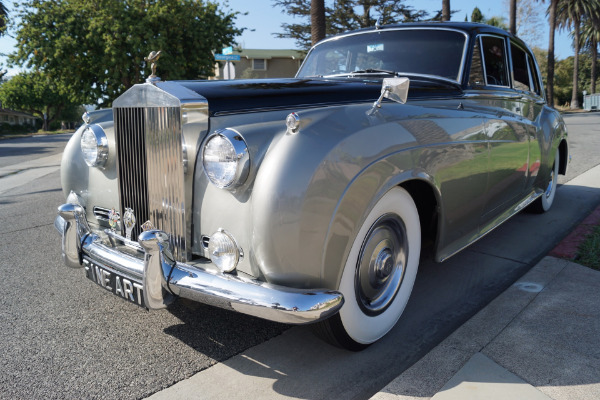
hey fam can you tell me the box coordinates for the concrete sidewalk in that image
[372,256,600,400]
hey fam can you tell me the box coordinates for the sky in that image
[0,0,575,77]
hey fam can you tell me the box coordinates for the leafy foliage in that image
[273,0,429,49]
[0,71,80,130]
[0,0,7,35]
[8,0,244,106]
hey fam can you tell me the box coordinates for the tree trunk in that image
[571,23,580,109]
[592,38,597,94]
[442,0,450,22]
[509,0,516,35]
[310,0,326,46]
[546,0,557,107]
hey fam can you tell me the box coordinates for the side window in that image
[510,43,531,92]
[468,38,485,87]
[481,36,509,87]
[527,53,542,96]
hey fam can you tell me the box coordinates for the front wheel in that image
[528,148,559,214]
[313,187,421,351]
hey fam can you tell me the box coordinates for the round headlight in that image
[202,128,250,189]
[208,230,242,272]
[80,125,108,168]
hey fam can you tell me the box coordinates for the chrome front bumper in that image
[55,203,344,324]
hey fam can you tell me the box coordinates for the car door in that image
[510,41,546,190]
[476,34,530,225]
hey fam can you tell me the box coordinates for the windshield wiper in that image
[350,69,398,76]
[321,69,398,78]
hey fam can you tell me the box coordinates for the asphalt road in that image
[0,113,599,400]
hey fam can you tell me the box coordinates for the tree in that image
[471,7,484,23]
[579,15,600,93]
[442,0,450,21]
[311,0,326,45]
[0,1,7,35]
[509,0,517,34]
[8,0,244,106]
[556,0,600,108]
[273,0,428,49]
[0,72,76,131]
[485,15,509,29]
[542,0,560,106]
[510,0,544,47]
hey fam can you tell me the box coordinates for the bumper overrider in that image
[55,202,344,324]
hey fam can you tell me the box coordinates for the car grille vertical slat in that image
[115,107,148,243]
[114,105,186,262]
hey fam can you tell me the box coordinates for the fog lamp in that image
[208,229,241,272]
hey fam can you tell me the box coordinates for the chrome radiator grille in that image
[114,106,187,261]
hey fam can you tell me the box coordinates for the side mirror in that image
[368,77,410,115]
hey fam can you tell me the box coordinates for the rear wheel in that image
[529,148,559,213]
[313,187,421,351]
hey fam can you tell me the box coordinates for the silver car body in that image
[56,23,568,334]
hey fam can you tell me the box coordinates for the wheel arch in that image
[558,138,568,176]
[321,166,441,290]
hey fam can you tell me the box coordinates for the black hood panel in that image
[176,78,381,115]
[175,78,463,116]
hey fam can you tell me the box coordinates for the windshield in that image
[296,28,467,82]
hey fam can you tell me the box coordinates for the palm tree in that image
[579,15,600,93]
[546,0,559,107]
[310,0,326,46]
[509,0,517,34]
[442,0,450,21]
[556,0,600,109]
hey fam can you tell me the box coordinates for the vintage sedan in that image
[55,22,568,350]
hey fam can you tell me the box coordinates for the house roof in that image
[233,49,305,60]
[0,108,37,119]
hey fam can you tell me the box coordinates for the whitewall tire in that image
[314,186,421,350]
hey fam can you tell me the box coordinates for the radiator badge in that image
[141,220,155,232]
[108,208,120,232]
[123,208,136,240]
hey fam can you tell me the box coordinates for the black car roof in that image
[332,21,515,40]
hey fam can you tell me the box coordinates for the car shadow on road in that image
[155,183,600,400]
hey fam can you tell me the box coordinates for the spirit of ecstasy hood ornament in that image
[145,50,162,84]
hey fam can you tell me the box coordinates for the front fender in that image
[250,103,427,289]
[61,120,119,226]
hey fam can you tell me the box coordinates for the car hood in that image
[175,78,461,116]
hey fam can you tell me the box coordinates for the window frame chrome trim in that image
[478,34,511,89]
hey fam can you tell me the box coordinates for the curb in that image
[549,203,600,259]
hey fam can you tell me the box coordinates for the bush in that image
[0,122,38,135]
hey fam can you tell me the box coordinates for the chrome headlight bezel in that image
[80,124,108,168]
[202,128,250,189]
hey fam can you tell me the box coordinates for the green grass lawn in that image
[575,226,600,271]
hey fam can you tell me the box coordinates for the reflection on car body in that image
[55,22,568,350]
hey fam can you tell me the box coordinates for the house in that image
[0,107,37,126]
[213,49,306,80]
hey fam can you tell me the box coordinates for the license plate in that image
[83,258,146,308]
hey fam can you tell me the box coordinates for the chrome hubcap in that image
[355,214,408,316]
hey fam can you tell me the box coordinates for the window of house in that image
[252,59,267,70]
